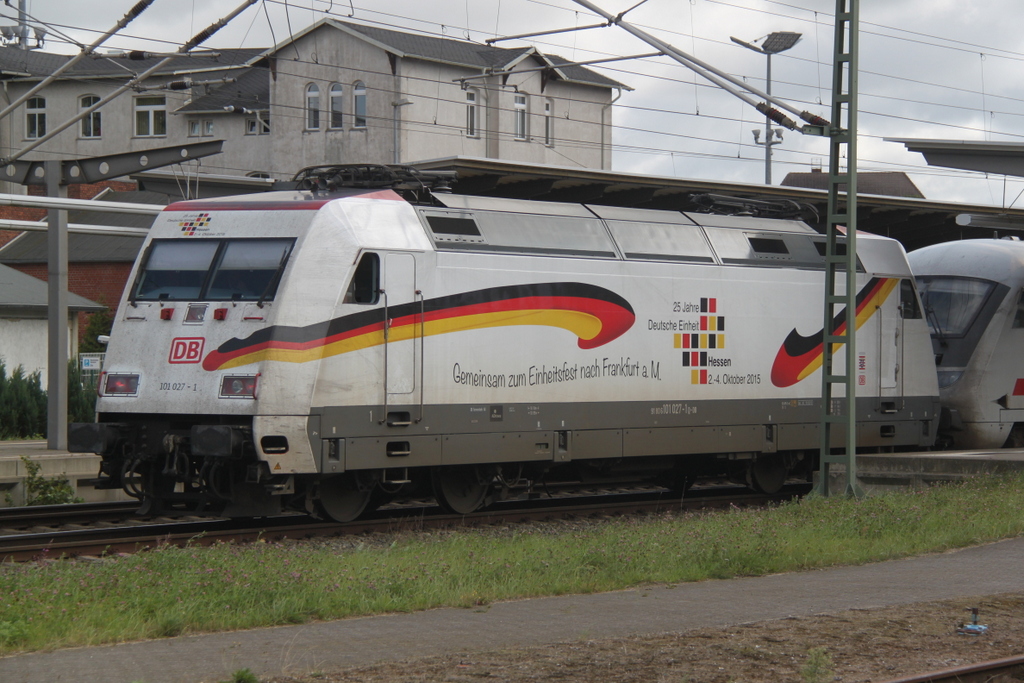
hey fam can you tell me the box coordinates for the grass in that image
[3,474,1024,654]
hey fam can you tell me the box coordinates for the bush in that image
[79,307,113,354]
[0,360,46,439]
[7,455,83,506]
[0,358,97,439]
[68,358,97,424]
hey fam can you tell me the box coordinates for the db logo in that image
[169,337,205,364]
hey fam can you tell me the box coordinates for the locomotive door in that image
[383,252,418,397]
[878,280,905,401]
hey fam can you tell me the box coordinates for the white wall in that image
[0,78,271,192]
[0,314,79,386]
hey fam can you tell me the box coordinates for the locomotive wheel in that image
[747,454,788,494]
[431,466,490,514]
[317,474,377,522]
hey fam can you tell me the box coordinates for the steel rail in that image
[0,485,807,562]
[878,654,1024,683]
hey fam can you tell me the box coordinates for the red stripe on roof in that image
[165,188,405,213]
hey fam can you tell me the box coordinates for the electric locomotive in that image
[70,165,940,520]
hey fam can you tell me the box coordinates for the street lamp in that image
[730,31,802,185]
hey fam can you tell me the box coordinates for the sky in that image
[7,0,1024,208]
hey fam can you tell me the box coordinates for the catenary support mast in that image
[816,0,861,497]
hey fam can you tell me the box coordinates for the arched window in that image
[465,89,479,138]
[329,83,343,129]
[80,95,101,138]
[306,84,320,130]
[26,96,46,139]
[513,94,528,140]
[353,81,366,128]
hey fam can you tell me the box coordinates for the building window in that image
[203,120,214,136]
[245,117,270,135]
[26,96,45,139]
[514,94,527,140]
[544,99,553,146]
[135,96,166,136]
[80,95,101,138]
[465,89,478,137]
[329,83,343,129]
[353,81,366,128]
[306,83,320,130]
[188,120,201,137]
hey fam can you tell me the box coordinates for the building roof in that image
[0,232,144,264]
[413,156,1024,252]
[0,46,266,80]
[176,66,270,114]
[0,263,103,311]
[0,191,166,265]
[284,19,627,91]
[780,170,925,199]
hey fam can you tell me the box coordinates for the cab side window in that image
[900,279,922,319]
[1013,290,1024,328]
[344,252,380,304]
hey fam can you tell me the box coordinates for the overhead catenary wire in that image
[0,0,261,165]
[0,0,157,124]
[15,1,1024,198]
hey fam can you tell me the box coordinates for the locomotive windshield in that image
[132,238,295,302]
[915,276,995,337]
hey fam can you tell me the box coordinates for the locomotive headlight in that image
[937,370,963,388]
[219,374,259,399]
[100,372,140,397]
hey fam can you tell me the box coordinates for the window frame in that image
[465,89,478,138]
[245,117,270,135]
[513,94,528,140]
[134,95,167,137]
[353,81,367,128]
[79,95,101,139]
[305,83,321,130]
[543,99,553,146]
[328,83,344,129]
[25,96,46,140]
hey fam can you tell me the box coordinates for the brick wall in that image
[0,180,138,223]
[11,262,133,343]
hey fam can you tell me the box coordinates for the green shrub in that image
[67,358,97,424]
[13,455,83,506]
[79,307,113,354]
[0,360,46,439]
[0,358,97,439]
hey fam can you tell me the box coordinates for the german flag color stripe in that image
[770,277,898,388]
[201,282,635,371]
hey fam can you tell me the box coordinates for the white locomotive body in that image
[908,238,1024,449]
[71,168,940,519]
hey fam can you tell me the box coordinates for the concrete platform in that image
[0,441,128,505]
[820,449,1024,493]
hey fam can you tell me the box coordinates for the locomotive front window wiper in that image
[257,247,293,308]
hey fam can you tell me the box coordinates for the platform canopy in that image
[414,156,1024,253]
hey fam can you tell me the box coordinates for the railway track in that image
[881,654,1024,683]
[0,481,809,562]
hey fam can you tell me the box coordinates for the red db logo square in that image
[169,337,205,364]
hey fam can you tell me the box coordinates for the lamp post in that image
[730,31,802,185]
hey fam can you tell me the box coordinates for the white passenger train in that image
[908,238,1024,449]
[70,166,940,520]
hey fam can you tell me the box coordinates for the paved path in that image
[3,537,1024,683]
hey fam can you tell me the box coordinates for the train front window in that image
[133,240,219,300]
[916,276,995,337]
[133,238,294,302]
[207,239,293,301]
